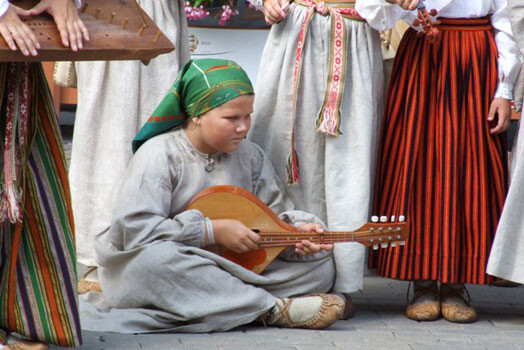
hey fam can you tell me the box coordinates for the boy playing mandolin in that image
[86,59,346,332]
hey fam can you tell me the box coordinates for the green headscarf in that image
[132,58,254,153]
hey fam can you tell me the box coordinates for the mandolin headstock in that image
[412,0,441,44]
[354,216,409,249]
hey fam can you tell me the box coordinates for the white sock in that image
[267,296,324,325]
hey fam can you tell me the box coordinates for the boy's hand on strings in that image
[213,219,261,253]
[295,223,334,256]
[488,98,511,134]
[0,4,39,56]
[385,0,419,10]
[263,0,287,25]
[27,0,89,51]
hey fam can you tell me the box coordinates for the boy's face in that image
[193,95,254,154]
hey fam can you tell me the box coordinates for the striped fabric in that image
[0,63,82,346]
[371,18,508,285]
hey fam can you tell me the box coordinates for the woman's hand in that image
[488,98,512,134]
[263,0,286,25]
[385,0,419,10]
[295,223,334,256]
[213,219,261,253]
[0,4,39,56]
[28,0,89,51]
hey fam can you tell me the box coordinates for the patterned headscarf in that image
[132,58,254,153]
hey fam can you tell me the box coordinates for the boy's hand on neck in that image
[295,223,334,256]
[212,219,261,253]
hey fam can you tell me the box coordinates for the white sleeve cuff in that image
[205,218,215,245]
[0,1,9,18]
[494,81,514,100]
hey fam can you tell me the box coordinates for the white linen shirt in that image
[356,0,522,100]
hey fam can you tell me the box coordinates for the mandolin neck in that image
[257,230,399,248]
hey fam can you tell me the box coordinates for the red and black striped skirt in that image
[371,17,508,284]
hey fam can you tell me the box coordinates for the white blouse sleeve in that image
[75,0,82,9]
[508,0,524,56]
[0,0,9,18]
[492,0,522,100]
[246,0,264,12]
[355,0,408,31]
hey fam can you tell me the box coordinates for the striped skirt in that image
[371,18,508,285]
[0,63,81,346]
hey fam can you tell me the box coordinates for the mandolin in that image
[187,186,409,274]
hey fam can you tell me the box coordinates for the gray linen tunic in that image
[81,129,335,333]
[248,3,384,293]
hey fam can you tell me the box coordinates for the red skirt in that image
[371,17,508,284]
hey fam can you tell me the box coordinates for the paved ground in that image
[50,275,524,350]
[56,124,524,350]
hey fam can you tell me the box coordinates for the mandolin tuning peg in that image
[381,243,389,249]
[399,241,406,246]
[390,241,397,248]
[371,216,379,223]
[380,216,387,223]
[373,244,379,250]
[391,215,396,222]
[399,215,405,222]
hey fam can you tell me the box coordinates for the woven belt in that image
[286,0,364,184]
[437,17,492,31]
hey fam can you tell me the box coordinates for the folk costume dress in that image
[357,0,521,284]
[79,59,335,333]
[0,1,82,347]
[247,0,384,293]
[70,0,190,267]
[487,0,524,284]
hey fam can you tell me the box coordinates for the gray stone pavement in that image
[50,275,524,350]
[56,124,524,350]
